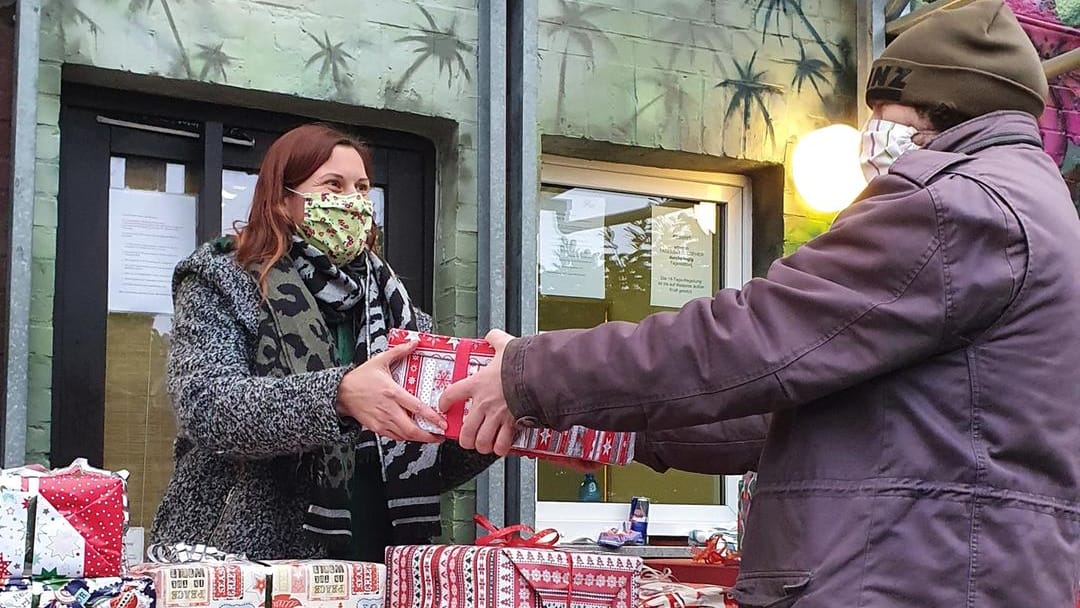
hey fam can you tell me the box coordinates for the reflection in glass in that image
[536,185,726,506]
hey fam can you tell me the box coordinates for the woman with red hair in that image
[151,123,494,561]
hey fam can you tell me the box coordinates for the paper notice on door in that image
[108,188,197,315]
[650,204,714,308]
[539,193,606,300]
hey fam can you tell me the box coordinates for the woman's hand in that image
[335,340,447,443]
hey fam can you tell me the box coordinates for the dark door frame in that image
[53,84,437,467]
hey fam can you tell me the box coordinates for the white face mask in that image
[859,119,921,183]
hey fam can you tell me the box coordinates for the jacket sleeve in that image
[167,275,353,458]
[634,414,770,475]
[502,180,976,433]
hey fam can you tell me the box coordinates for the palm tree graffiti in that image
[42,0,100,56]
[394,6,473,92]
[129,0,193,78]
[195,43,236,82]
[749,0,842,72]
[778,40,829,101]
[627,65,699,144]
[653,2,725,69]
[545,0,617,123]
[305,30,355,89]
[717,52,784,153]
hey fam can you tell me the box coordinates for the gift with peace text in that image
[131,559,385,608]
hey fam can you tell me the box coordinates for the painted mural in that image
[40,0,479,117]
[1004,0,1080,215]
[540,0,856,163]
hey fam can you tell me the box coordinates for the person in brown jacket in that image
[441,1,1080,606]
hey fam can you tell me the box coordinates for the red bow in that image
[691,535,740,566]
[473,515,575,608]
[473,514,561,548]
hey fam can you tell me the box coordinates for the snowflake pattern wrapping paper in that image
[386,544,642,608]
[388,329,636,465]
[131,559,385,608]
[0,459,129,579]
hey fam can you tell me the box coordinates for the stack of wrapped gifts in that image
[389,329,636,465]
[0,460,390,608]
[0,459,157,607]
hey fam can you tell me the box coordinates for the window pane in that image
[536,184,727,506]
[221,169,258,235]
[104,156,199,531]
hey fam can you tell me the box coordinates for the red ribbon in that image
[691,535,740,566]
[444,340,480,439]
[473,514,561,548]
[472,515,574,608]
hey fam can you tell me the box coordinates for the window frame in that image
[532,155,753,541]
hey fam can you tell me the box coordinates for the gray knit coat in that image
[150,243,493,559]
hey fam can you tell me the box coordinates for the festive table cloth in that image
[387,543,642,608]
[131,559,384,608]
[0,459,128,579]
[0,576,155,608]
[389,329,635,465]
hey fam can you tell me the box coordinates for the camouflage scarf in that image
[252,240,443,555]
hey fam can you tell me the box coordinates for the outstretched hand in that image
[438,329,518,456]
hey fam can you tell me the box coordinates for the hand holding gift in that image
[437,329,517,456]
[335,338,447,443]
[387,329,634,465]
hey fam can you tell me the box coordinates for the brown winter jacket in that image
[503,112,1080,607]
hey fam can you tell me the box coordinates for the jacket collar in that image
[926,110,1043,155]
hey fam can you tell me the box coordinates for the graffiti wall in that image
[1005,0,1080,215]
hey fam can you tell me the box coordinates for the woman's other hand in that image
[335,340,447,443]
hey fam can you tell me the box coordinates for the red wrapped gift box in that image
[387,544,641,608]
[388,329,635,465]
[0,459,128,579]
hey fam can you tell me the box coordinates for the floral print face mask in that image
[289,188,375,267]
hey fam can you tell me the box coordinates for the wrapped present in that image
[387,515,642,608]
[1,577,155,608]
[0,579,33,608]
[131,558,384,608]
[387,545,641,608]
[637,567,736,608]
[388,329,636,465]
[0,488,34,582]
[0,459,129,578]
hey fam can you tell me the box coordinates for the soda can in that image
[628,496,650,544]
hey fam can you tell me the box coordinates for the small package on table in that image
[0,579,32,608]
[0,458,128,578]
[0,577,155,608]
[131,558,385,608]
[388,329,635,465]
[387,544,642,608]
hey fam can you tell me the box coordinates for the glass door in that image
[104,155,199,531]
[534,156,751,540]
